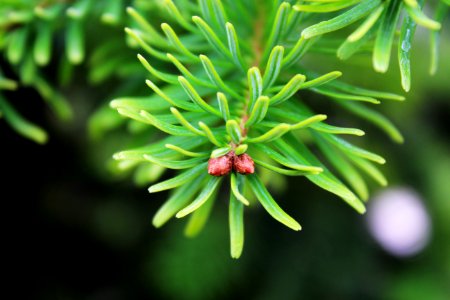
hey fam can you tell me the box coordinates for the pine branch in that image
[109,0,446,258]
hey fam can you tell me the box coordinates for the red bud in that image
[233,153,255,174]
[208,152,233,176]
[207,151,255,176]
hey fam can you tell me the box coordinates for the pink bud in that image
[233,153,255,174]
[208,153,233,176]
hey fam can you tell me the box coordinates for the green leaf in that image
[311,122,365,136]
[247,174,301,231]
[149,162,208,193]
[373,0,403,72]
[299,71,342,90]
[235,144,248,155]
[246,123,291,143]
[176,79,218,113]
[116,159,140,172]
[163,0,198,32]
[198,121,226,147]
[144,154,207,170]
[67,0,91,19]
[290,114,327,130]
[229,193,245,259]
[176,176,223,218]
[324,134,386,164]
[101,0,123,24]
[66,20,84,64]
[138,109,197,136]
[211,146,232,158]
[33,22,53,66]
[217,92,231,121]
[125,28,171,62]
[347,155,387,186]
[271,102,365,136]
[253,159,311,176]
[270,74,306,105]
[248,67,263,110]
[156,110,217,127]
[146,79,203,112]
[198,0,221,32]
[4,10,33,24]
[347,4,384,42]
[114,136,206,161]
[161,23,199,61]
[327,80,405,101]
[7,27,28,64]
[429,2,448,75]
[210,0,229,31]
[274,136,366,214]
[301,0,382,39]
[165,144,207,157]
[108,113,130,133]
[138,54,178,84]
[226,120,242,143]
[133,163,166,185]
[35,3,64,20]
[311,87,380,104]
[338,101,404,143]
[225,22,246,70]
[263,46,284,90]
[284,3,303,36]
[88,54,129,84]
[246,96,270,127]
[404,1,441,30]
[152,173,207,228]
[192,15,231,59]
[0,96,48,144]
[338,26,376,60]
[0,78,18,91]
[283,36,317,67]
[113,147,158,162]
[199,55,240,98]
[263,2,291,61]
[403,0,419,8]
[314,133,369,201]
[110,95,169,112]
[294,0,360,13]
[126,7,167,45]
[19,54,37,85]
[170,107,205,135]
[253,143,323,174]
[166,53,214,87]
[33,78,72,120]
[184,185,218,237]
[230,173,250,206]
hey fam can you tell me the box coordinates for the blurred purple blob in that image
[367,187,431,257]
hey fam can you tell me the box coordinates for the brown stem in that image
[237,5,266,142]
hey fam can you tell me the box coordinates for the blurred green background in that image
[2,7,450,300]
